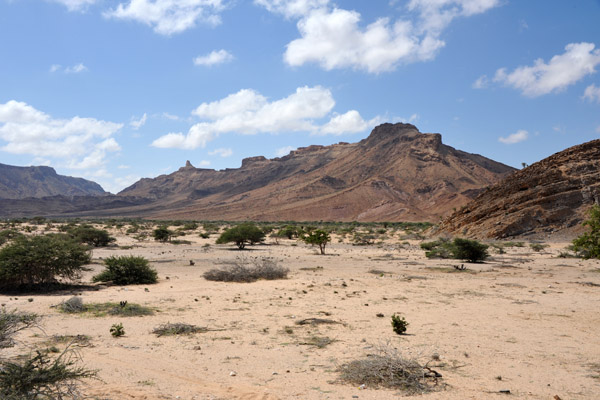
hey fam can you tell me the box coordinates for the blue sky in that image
[1,0,599,193]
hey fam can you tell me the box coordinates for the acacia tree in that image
[572,204,600,259]
[301,229,331,255]
[0,234,91,289]
[216,223,265,249]
[153,226,173,243]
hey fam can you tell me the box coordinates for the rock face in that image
[437,139,600,238]
[117,123,515,221]
[0,163,105,199]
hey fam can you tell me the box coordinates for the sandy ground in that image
[3,227,600,400]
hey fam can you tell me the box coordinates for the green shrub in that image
[68,225,115,247]
[0,230,24,246]
[0,349,96,399]
[572,205,600,259]
[0,234,91,290]
[391,314,408,335]
[153,226,173,242]
[421,238,488,263]
[216,223,265,249]
[92,256,157,285]
[110,323,125,337]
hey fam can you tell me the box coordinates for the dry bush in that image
[0,308,40,349]
[152,323,207,337]
[59,297,85,313]
[337,344,442,394]
[203,257,288,283]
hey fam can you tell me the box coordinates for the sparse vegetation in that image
[421,238,488,262]
[572,205,600,259]
[216,223,265,249]
[337,344,442,393]
[529,243,548,252]
[68,225,116,247]
[0,234,91,290]
[153,226,173,243]
[110,323,125,337]
[203,257,288,282]
[152,323,207,337]
[92,255,158,285]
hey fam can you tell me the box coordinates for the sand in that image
[3,228,600,399]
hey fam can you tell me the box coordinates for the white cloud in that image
[0,100,122,170]
[254,0,328,18]
[49,64,61,73]
[583,84,600,103]
[275,145,296,157]
[130,113,147,129]
[64,63,88,74]
[209,147,233,157]
[263,0,500,73]
[152,86,377,149]
[198,160,211,167]
[472,74,489,89]
[161,112,180,120]
[105,0,226,35]
[194,49,234,66]
[51,0,97,12]
[494,42,600,97]
[498,129,528,144]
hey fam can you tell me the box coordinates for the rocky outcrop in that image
[0,163,105,199]
[436,139,600,238]
[116,123,515,222]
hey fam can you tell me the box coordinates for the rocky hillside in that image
[0,163,105,199]
[117,123,515,221]
[436,139,600,238]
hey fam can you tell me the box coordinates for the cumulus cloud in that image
[0,100,123,170]
[105,0,226,35]
[275,145,297,157]
[498,129,528,144]
[257,0,500,73]
[494,42,600,97]
[194,49,234,66]
[583,84,600,103]
[130,113,147,129]
[209,147,233,157]
[152,86,377,149]
[472,74,489,89]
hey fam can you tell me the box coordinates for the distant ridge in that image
[0,163,105,199]
[437,139,600,238]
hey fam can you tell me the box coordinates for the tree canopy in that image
[216,223,265,249]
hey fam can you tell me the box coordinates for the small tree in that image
[69,225,115,247]
[572,204,600,259]
[92,256,157,285]
[301,229,331,255]
[216,223,265,249]
[153,226,173,243]
[0,235,91,289]
[452,238,489,263]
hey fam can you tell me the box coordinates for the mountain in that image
[436,139,600,239]
[116,123,515,222]
[0,163,105,199]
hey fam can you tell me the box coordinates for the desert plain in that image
[3,224,600,400]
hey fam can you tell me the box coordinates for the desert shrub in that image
[0,234,91,290]
[529,243,548,252]
[181,222,198,231]
[152,323,206,337]
[0,349,96,399]
[391,314,409,335]
[301,229,331,254]
[203,257,288,283]
[0,309,39,348]
[352,232,377,246]
[216,223,265,249]
[59,299,153,317]
[199,232,210,239]
[153,226,173,242]
[452,238,489,263]
[92,255,157,285]
[110,323,125,337]
[0,229,24,246]
[337,344,442,393]
[58,297,85,313]
[572,205,600,259]
[277,225,300,239]
[68,225,115,247]
[421,238,488,262]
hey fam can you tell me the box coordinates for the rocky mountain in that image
[116,123,515,222]
[436,139,600,239]
[0,163,105,199]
